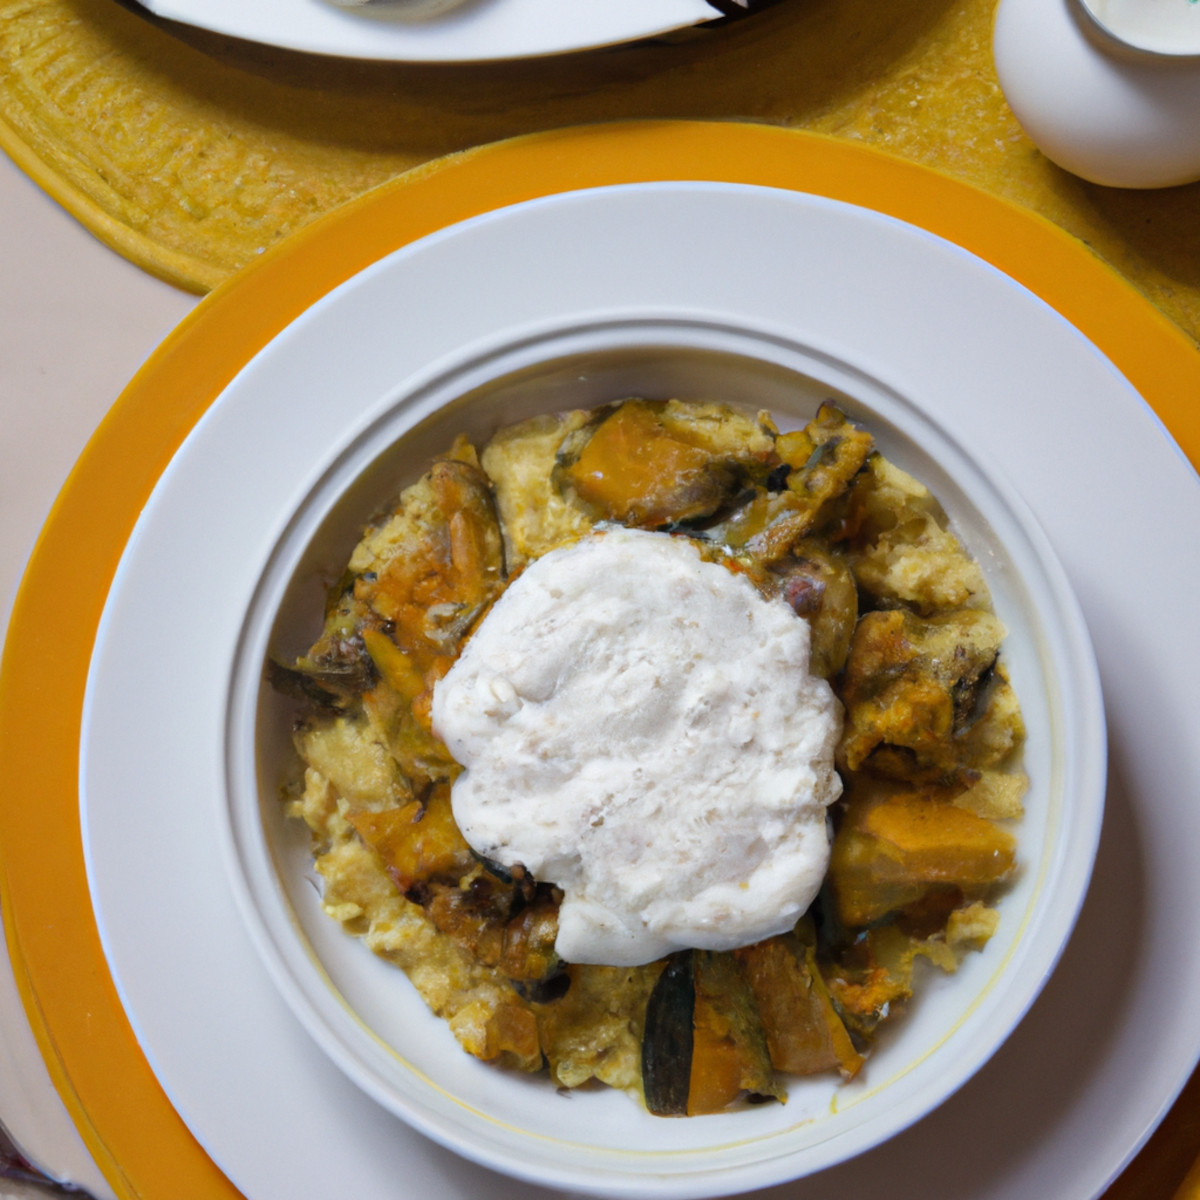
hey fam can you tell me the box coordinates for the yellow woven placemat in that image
[2,0,1200,344]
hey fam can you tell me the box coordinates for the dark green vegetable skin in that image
[641,951,696,1116]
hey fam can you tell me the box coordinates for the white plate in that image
[81,183,1200,1200]
[130,0,723,62]
[220,318,1101,1197]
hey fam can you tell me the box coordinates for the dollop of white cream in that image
[431,528,842,967]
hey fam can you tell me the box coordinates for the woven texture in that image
[1,0,1199,344]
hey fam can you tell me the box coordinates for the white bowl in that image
[993,0,1200,188]
[222,311,1105,1196]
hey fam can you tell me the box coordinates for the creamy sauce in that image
[1083,0,1200,54]
[431,528,842,967]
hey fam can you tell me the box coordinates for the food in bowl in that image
[269,397,1026,1117]
[434,525,844,967]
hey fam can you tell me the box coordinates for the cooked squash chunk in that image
[554,399,776,528]
[348,782,472,893]
[279,442,502,731]
[736,931,862,1078]
[556,401,724,526]
[642,950,782,1116]
[828,783,1016,927]
[351,441,505,670]
[689,952,782,1114]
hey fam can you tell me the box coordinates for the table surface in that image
[0,148,195,1198]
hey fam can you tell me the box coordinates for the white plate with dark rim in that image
[127,0,741,62]
[80,182,1200,1200]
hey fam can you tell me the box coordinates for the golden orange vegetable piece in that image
[482,1001,542,1065]
[558,401,733,527]
[687,953,781,1115]
[354,453,505,671]
[829,788,1016,927]
[821,924,921,1039]
[361,628,425,701]
[349,783,472,893]
[688,1019,749,1115]
[737,934,863,1079]
[839,607,1006,780]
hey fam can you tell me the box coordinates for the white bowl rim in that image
[219,308,1108,1199]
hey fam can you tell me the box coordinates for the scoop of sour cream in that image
[431,527,842,967]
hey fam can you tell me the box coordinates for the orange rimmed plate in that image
[2,121,1199,1200]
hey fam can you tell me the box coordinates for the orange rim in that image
[1,120,1197,1200]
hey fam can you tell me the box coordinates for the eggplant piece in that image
[266,614,382,713]
[641,950,783,1116]
[266,655,371,712]
[764,542,858,678]
[731,403,873,551]
[776,403,874,506]
[837,607,1008,781]
[706,405,873,562]
[642,952,696,1116]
